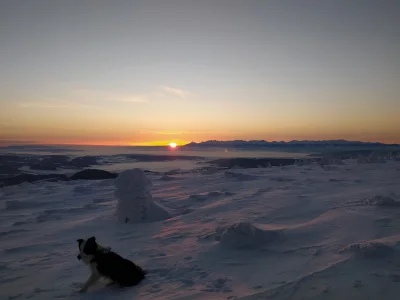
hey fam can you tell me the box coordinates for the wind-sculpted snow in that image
[215,222,280,249]
[0,159,400,300]
[224,170,258,180]
[339,241,395,257]
[364,195,400,207]
[115,168,171,223]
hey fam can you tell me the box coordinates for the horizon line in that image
[1,138,399,147]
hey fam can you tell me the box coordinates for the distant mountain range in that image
[183,140,399,148]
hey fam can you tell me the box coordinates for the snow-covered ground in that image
[1,159,400,300]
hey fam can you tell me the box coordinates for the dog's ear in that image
[83,236,97,254]
[77,239,84,244]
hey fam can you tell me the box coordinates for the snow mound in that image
[357,155,387,164]
[224,171,257,181]
[165,168,181,175]
[215,222,280,249]
[208,191,224,197]
[339,241,395,257]
[364,195,400,207]
[187,191,227,202]
[199,166,220,175]
[115,168,171,223]
[188,194,208,201]
[160,175,177,181]
[188,191,226,201]
[269,176,294,182]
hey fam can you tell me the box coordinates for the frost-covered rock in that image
[115,168,171,223]
[364,195,400,207]
[198,166,220,175]
[70,169,117,180]
[215,222,280,249]
[339,241,395,257]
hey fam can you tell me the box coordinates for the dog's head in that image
[76,236,98,263]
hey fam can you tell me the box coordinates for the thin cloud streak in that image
[149,130,213,135]
[72,89,148,103]
[159,86,192,99]
[17,101,103,110]
[156,131,184,135]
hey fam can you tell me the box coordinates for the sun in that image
[169,142,177,148]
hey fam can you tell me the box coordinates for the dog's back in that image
[93,251,146,286]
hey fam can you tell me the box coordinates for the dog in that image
[76,236,146,293]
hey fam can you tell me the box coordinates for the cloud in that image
[17,101,102,110]
[116,95,148,103]
[70,87,192,104]
[0,139,38,145]
[72,89,147,103]
[18,102,70,108]
[156,131,184,135]
[17,89,148,110]
[13,87,193,113]
[142,130,212,135]
[159,86,192,99]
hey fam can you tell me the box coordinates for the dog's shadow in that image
[74,280,145,299]
[80,286,141,299]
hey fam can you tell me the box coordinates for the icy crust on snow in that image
[339,235,400,257]
[215,222,280,249]
[1,157,400,300]
[364,195,400,207]
[339,242,394,257]
[115,168,171,223]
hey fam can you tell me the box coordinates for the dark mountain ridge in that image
[183,139,399,148]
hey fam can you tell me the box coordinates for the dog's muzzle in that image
[77,254,82,260]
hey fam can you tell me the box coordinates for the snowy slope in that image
[1,159,400,300]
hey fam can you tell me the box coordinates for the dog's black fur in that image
[77,236,146,287]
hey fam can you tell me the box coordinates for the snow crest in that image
[364,195,400,207]
[216,222,280,249]
[339,241,396,257]
[115,168,171,223]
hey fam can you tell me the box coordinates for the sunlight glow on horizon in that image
[2,134,400,147]
[0,1,399,145]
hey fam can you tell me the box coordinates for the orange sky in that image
[1,1,399,146]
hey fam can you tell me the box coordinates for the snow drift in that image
[364,195,400,207]
[2,156,400,300]
[224,171,257,181]
[215,222,280,249]
[115,168,171,223]
[339,242,394,257]
[339,235,400,258]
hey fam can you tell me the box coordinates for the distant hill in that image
[182,140,399,149]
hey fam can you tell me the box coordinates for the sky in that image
[0,0,399,146]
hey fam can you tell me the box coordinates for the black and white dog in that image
[76,236,146,293]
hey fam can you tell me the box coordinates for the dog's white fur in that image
[78,240,111,293]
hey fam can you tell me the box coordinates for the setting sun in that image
[169,142,177,148]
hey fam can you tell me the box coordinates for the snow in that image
[215,222,280,249]
[115,168,171,223]
[1,159,400,299]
